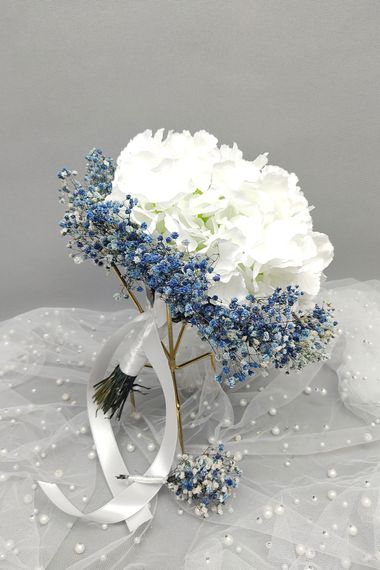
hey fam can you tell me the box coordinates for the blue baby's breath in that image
[58,149,337,386]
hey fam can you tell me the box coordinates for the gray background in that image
[1,0,379,320]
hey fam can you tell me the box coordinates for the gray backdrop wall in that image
[1,0,379,320]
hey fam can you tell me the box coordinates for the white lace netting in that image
[1,278,380,570]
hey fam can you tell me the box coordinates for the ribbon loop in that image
[39,309,178,531]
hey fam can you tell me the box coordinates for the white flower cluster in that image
[109,129,333,300]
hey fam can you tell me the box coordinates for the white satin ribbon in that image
[38,307,178,531]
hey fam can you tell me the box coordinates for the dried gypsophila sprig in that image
[57,149,337,389]
[166,443,242,517]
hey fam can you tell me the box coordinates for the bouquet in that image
[58,129,336,391]
[50,130,337,519]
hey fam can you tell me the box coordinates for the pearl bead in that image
[271,426,280,436]
[5,540,15,551]
[56,378,64,386]
[223,534,234,546]
[133,536,141,545]
[101,523,108,530]
[263,505,273,519]
[88,451,96,460]
[274,504,285,515]
[340,558,351,569]
[327,490,337,500]
[295,543,306,555]
[268,407,277,416]
[305,548,316,559]
[234,451,243,461]
[147,442,156,452]
[304,386,312,395]
[127,443,135,452]
[327,468,337,478]
[100,554,107,562]
[177,508,184,515]
[39,514,49,525]
[239,398,247,407]
[74,543,86,554]
[360,495,372,508]
[61,393,70,401]
[348,524,358,536]
[364,432,373,442]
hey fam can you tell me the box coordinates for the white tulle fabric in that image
[1,278,380,570]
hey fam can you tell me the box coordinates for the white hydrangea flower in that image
[109,129,333,300]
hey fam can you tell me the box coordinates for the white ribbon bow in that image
[38,306,178,532]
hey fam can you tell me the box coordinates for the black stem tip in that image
[93,365,141,421]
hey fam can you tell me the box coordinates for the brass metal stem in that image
[176,352,213,369]
[166,306,185,454]
[111,263,144,314]
[174,322,186,356]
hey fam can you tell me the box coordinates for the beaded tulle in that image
[0,278,380,569]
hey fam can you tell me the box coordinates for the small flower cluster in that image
[166,444,241,517]
[58,149,337,386]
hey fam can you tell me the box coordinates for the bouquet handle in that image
[112,264,216,454]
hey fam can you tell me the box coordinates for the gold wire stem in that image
[166,305,175,356]
[111,263,144,314]
[112,263,170,362]
[176,352,212,369]
[171,368,185,454]
[130,391,136,411]
[166,306,185,454]
[210,351,217,372]
[174,322,186,356]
